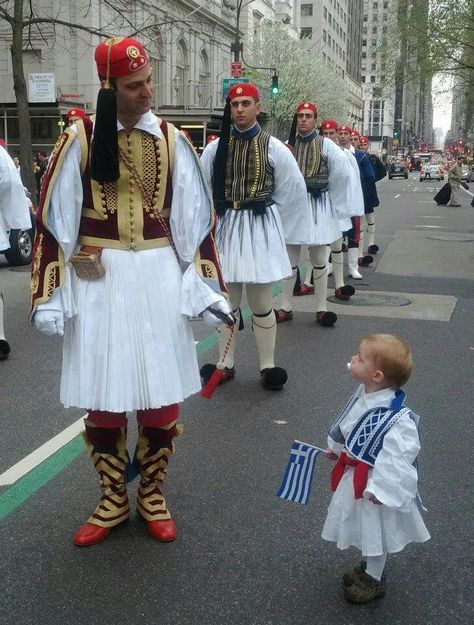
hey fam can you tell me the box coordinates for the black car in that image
[388,163,409,179]
[0,189,35,266]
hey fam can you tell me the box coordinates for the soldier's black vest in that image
[295,134,329,198]
[214,129,274,215]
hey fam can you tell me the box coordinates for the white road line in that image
[0,415,86,486]
[394,194,400,198]
[415,225,442,228]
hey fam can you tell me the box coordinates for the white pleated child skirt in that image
[216,205,291,283]
[60,246,201,412]
[321,468,431,557]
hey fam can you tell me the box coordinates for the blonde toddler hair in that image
[362,334,413,388]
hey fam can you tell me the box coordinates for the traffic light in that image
[271,74,279,98]
[393,129,399,140]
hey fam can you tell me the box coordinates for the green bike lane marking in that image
[0,286,282,521]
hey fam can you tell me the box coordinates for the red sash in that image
[330,452,370,499]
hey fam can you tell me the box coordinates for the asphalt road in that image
[0,173,473,625]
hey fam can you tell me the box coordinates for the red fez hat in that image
[95,37,149,81]
[207,134,218,144]
[66,108,86,121]
[0,138,5,148]
[359,136,369,144]
[296,102,317,115]
[227,83,260,101]
[320,119,338,130]
[350,129,360,137]
[338,124,352,133]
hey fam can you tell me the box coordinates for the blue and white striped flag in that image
[277,441,323,505]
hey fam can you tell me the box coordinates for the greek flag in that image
[277,441,323,505]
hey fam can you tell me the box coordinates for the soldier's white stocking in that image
[309,245,329,312]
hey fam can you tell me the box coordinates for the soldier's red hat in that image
[296,102,318,115]
[228,83,260,101]
[338,124,352,132]
[66,108,86,121]
[0,138,5,148]
[321,120,338,130]
[207,134,218,144]
[95,37,149,80]
[359,136,369,144]
[350,129,360,137]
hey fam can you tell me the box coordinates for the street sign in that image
[222,77,249,100]
[231,62,242,78]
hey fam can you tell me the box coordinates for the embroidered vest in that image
[295,135,329,194]
[78,121,175,250]
[224,130,274,203]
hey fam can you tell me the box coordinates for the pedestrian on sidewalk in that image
[322,334,430,604]
[30,36,231,547]
[448,156,463,206]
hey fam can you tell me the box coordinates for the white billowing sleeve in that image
[199,139,218,187]
[344,149,364,217]
[364,415,420,510]
[0,148,31,248]
[35,138,83,317]
[269,137,310,244]
[324,138,353,219]
[170,133,228,316]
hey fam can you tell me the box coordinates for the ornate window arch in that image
[174,39,189,106]
[149,30,165,108]
[198,49,211,107]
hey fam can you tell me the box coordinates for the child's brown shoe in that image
[343,571,385,604]
[342,560,366,586]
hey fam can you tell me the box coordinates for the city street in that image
[0,174,473,625]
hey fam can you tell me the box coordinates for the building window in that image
[301,3,313,17]
[300,27,313,39]
[370,75,376,83]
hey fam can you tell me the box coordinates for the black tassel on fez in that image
[90,86,119,182]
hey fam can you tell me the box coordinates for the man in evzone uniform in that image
[351,133,385,261]
[0,139,31,360]
[275,103,354,327]
[319,119,364,297]
[200,83,308,391]
[30,37,232,547]
[338,125,377,279]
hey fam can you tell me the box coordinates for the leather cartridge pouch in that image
[70,246,105,280]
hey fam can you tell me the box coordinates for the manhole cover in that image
[427,234,474,242]
[327,293,411,307]
[9,265,31,272]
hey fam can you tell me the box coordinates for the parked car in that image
[0,189,35,266]
[461,165,470,181]
[419,163,445,181]
[388,163,409,179]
